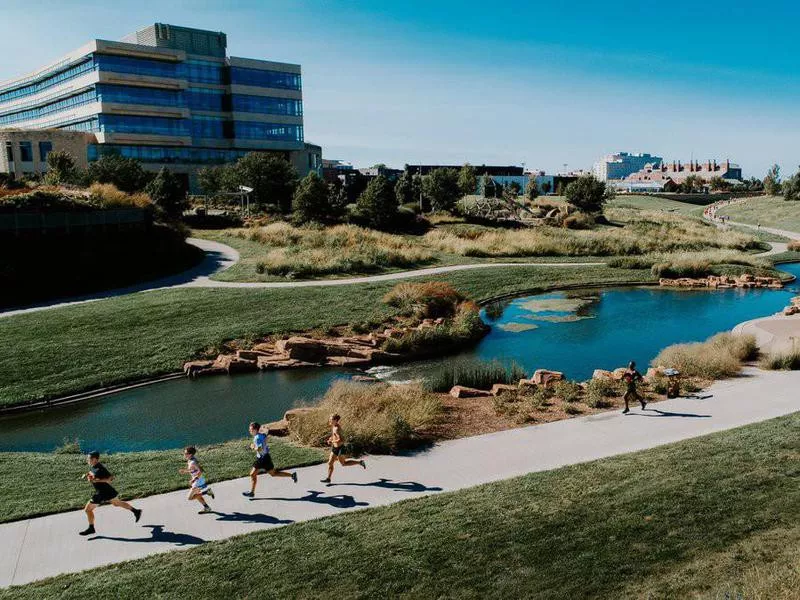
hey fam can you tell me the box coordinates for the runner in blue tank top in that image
[242,421,298,498]
[180,446,215,514]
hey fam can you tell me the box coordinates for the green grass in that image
[718,195,800,232]
[0,438,324,524]
[608,193,708,215]
[0,265,653,406]
[4,412,798,599]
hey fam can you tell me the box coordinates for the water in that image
[2,263,797,453]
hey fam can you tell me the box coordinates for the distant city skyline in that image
[1,0,798,178]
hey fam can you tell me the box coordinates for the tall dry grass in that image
[652,333,758,379]
[758,348,800,370]
[239,222,435,277]
[425,210,758,258]
[88,183,151,208]
[289,381,443,453]
[383,281,465,318]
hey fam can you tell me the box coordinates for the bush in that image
[424,359,526,393]
[356,175,398,229]
[564,175,614,214]
[607,256,654,269]
[383,281,465,319]
[562,213,595,230]
[87,154,150,192]
[292,172,334,224]
[584,378,622,408]
[145,167,186,219]
[758,349,800,370]
[788,240,800,251]
[552,380,582,403]
[88,183,152,208]
[652,333,758,379]
[54,438,82,454]
[383,303,488,355]
[289,381,442,453]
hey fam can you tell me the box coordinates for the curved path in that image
[703,197,799,256]
[0,237,604,318]
[1,367,798,588]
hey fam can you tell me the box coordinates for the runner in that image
[320,414,366,484]
[622,361,646,414]
[179,446,215,514]
[242,421,297,498]
[79,451,142,536]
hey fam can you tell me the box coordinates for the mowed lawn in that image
[0,439,324,524]
[0,265,652,405]
[718,195,800,232]
[4,412,798,599]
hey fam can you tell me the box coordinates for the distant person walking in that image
[79,451,142,536]
[180,446,215,514]
[320,414,366,484]
[242,421,297,498]
[622,361,646,414]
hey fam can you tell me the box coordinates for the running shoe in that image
[206,488,215,499]
[79,525,96,536]
[132,508,142,523]
[242,491,254,498]
[292,472,298,483]
[198,507,213,514]
[360,460,367,470]
[320,477,331,483]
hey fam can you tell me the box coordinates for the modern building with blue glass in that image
[0,23,321,188]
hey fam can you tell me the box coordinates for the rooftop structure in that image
[593,152,663,181]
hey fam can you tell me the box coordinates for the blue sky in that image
[1,0,798,177]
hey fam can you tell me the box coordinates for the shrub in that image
[292,172,334,224]
[584,378,622,408]
[758,349,800,370]
[652,259,711,279]
[87,183,152,209]
[607,256,654,269]
[552,380,582,403]
[564,175,614,214]
[424,359,526,393]
[383,281,465,319]
[87,154,150,192]
[562,213,595,230]
[289,381,442,453]
[145,167,186,219]
[788,240,800,251]
[356,175,398,229]
[54,438,81,454]
[652,333,758,379]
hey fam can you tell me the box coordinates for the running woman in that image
[242,421,297,498]
[79,451,142,536]
[622,361,647,414]
[180,446,215,514]
[320,414,366,484]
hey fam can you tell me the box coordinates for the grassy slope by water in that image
[0,265,653,406]
[0,439,324,524]
[718,195,800,232]
[3,412,798,600]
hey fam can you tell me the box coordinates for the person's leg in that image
[622,391,631,413]
[110,497,142,521]
[249,467,258,495]
[84,502,97,526]
[269,468,295,479]
[191,487,211,511]
[338,455,365,468]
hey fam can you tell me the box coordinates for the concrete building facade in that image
[0,129,95,178]
[0,23,319,187]
[593,152,663,181]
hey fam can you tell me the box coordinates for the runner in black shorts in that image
[320,414,366,484]
[242,422,297,498]
[79,451,142,536]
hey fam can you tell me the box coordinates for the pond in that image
[2,263,798,453]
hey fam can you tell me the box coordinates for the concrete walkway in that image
[1,367,799,588]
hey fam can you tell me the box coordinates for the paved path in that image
[703,197,799,256]
[0,237,603,318]
[1,367,799,588]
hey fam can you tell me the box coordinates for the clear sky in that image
[1,0,798,177]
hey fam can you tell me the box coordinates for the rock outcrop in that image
[659,274,782,289]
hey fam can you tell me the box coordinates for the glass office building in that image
[0,23,319,187]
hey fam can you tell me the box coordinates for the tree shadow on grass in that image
[213,511,294,525]
[327,478,443,493]
[256,490,368,509]
[89,524,204,546]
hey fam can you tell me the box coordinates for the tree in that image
[44,151,78,186]
[680,175,704,193]
[292,172,331,223]
[709,176,731,192]
[564,175,614,214]
[483,175,497,198]
[356,175,398,229]
[508,181,522,196]
[525,176,539,202]
[541,181,552,195]
[422,168,461,213]
[395,171,415,206]
[87,154,150,192]
[231,153,298,212]
[145,167,186,219]
[764,164,781,196]
[197,166,223,197]
[457,163,478,196]
[782,167,800,201]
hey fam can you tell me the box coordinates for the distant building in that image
[358,165,403,181]
[405,164,523,177]
[616,159,742,192]
[593,152,663,181]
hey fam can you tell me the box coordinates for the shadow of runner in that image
[214,512,294,525]
[256,490,369,509]
[328,478,443,493]
[89,525,204,546]
[632,409,711,418]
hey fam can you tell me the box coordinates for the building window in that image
[98,114,190,137]
[0,57,95,105]
[5,142,12,162]
[191,115,232,139]
[18,141,33,162]
[39,141,53,162]
[95,84,184,108]
[231,94,303,115]
[182,59,226,84]
[186,87,228,111]
[234,121,303,142]
[229,67,301,90]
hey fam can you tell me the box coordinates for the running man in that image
[622,361,647,414]
[79,451,142,536]
[320,414,366,484]
[180,446,215,514]
[242,421,297,498]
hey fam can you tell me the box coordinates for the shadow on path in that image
[257,490,369,509]
[632,409,711,418]
[328,478,443,493]
[89,524,204,546]
[214,511,294,525]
